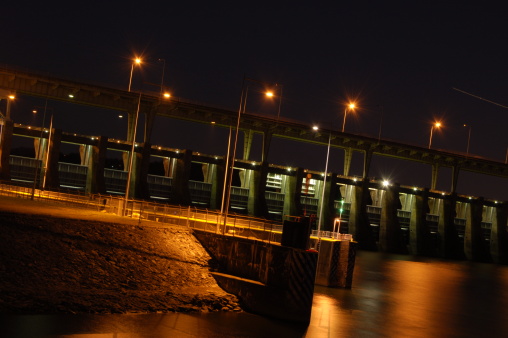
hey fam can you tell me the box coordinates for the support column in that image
[143,108,156,144]
[362,149,373,178]
[43,129,62,190]
[0,120,13,180]
[135,142,151,199]
[248,162,268,218]
[169,149,192,205]
[283,167,304,218]
[319,172,339,231]
[490,202,508,264]
[261,131,273,162]
[243,130,254,161]
[409,188,429,255]
[162,157,175,177]
[33,137,48,187]
[209,162,224,211]
[343,148,353,176]
[431,164,439,190]
[349,178,376,250]
[451,164,460,194]
[437,193,460,258]
[464,197,486,261]
[85,137,107,194]
[379,183,404,253]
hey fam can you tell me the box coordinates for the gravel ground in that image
[0,195,241,315]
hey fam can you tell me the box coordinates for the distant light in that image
[163,92,171,98]
[68,94,74,98]
[158,146,161,150]
[413,187,418,191]
[8,95,15,100]
[32,110,37,114]
[28,126,31,129]
[214,156,218,160]
[313,125,319,131]
[91,137,95,140]
[266,91,274,98]
[353,178,357,182]
[118,114,124,118]
[287,167,291,171]
[117,140,120,143]
[44,130,49,133]
[348,103,356,109]
[134,143,138,147]
[441,192,445,196]
[382,180,390,187]
[134,58,142,65]
[211,121,216,124]
[252,162,256,166]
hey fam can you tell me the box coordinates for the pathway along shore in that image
[0,195,241,314]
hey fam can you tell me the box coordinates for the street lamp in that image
[342,103,356,132]
[128,57,142,92]
[123,93,142,215]
[221,77,280,233]
[463,124,472,158]
[314,125,332,246]
[31,100,50,200]
[265,84,283,120]
[158,58,166,99]
[428,122,442,149]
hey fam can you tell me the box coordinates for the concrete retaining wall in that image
[193,230,317,324]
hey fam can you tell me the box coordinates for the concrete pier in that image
[193,230,318,324]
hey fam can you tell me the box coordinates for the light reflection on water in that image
[3,251,508,337]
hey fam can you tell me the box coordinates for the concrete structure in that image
[193,230,318,323]
[0,66,507,263]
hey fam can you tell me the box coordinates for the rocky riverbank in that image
[0,196,241,314]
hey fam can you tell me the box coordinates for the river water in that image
[3,250,508,337]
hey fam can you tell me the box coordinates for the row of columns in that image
[346,180,508,263]
[1,121,507,263]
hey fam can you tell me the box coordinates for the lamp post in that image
[0,94,15,147]
[265,84,283,121]
[32,104,55,190]
[428,122,442,149]
[123,93,142,215]
[221,79,247,234]
[158,58,166,99]
[463,124,472,158]
[377,105,384,142]
[128,57,142,92]
[313,125,332,247]
[31,99,49,200]
[221,77,281,233]
[342,103,356,132]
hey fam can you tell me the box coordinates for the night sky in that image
[2,2,507,200]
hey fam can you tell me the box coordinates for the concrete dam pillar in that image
[0,119,13,180]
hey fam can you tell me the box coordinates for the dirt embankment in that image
[0,197,241,314]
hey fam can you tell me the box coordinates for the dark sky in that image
[2,2,508,200]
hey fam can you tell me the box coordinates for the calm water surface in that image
[3,251,508,337]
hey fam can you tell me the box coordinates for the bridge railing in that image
[0,182,284,245]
